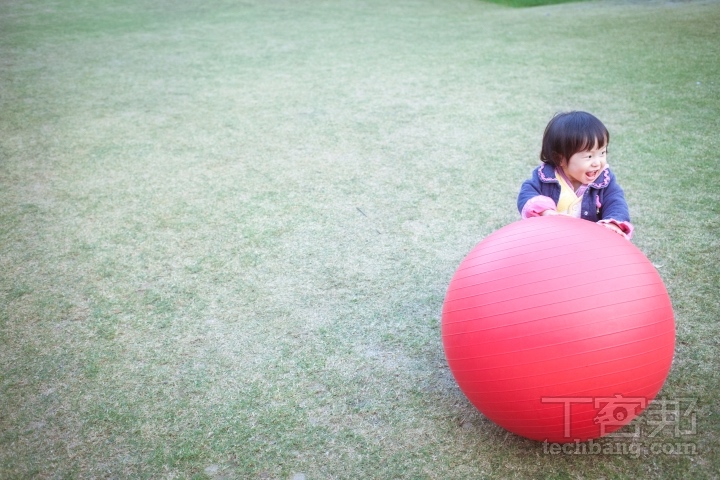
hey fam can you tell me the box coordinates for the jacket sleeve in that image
[597,172,634,238]
[517,168,556,217]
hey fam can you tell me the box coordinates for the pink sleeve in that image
[598,219,635,240]
[521,195,557,218]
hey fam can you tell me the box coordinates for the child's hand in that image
[541,210,572,217]
[601,222,625,236]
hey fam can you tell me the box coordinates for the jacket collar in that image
[537,163,611,189]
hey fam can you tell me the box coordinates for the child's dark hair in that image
[540,111,609,167]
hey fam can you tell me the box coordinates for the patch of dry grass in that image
[1,0,719,478]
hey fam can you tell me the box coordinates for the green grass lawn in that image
[1,0,719,478]
[484,0,586,6]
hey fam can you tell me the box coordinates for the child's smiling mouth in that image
[586,170,600,181]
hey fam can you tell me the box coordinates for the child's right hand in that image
[540,209,560,216]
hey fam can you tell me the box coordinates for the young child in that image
[517,111,634,239]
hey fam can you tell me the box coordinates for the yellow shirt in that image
[555,169,583,218]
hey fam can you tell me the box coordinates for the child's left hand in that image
[601,222,626,237]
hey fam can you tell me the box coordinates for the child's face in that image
[561,140,608,186]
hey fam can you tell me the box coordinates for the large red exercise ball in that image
[441,216,675,443]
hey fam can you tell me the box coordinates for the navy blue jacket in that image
[517,164,631,224]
